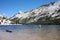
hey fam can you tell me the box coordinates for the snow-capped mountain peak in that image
[18,11,23,14]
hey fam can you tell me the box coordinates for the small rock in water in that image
[6,30,12,33]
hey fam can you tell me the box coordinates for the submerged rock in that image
[6,30,12,33]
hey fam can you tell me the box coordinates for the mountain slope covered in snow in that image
[0,15,11,25]
[4,1,60,24]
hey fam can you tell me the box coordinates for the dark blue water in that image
[0,25,60,31]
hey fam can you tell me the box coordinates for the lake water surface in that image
[0,25,60,40]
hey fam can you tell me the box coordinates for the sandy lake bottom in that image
[0,25,60,40]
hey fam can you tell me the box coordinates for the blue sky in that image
[0,0,57,18]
